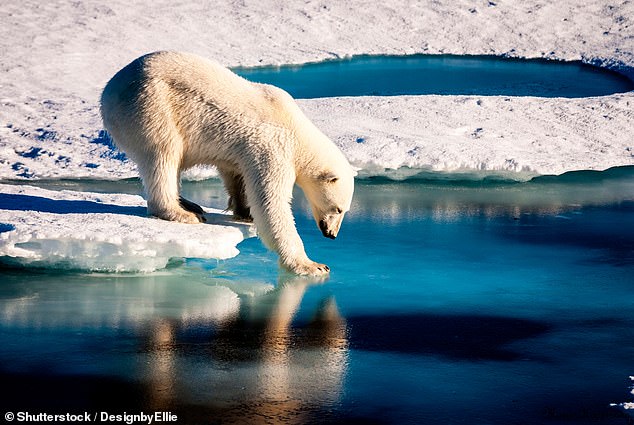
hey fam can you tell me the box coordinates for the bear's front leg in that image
[243,168,329,276]
[265,208,331,276]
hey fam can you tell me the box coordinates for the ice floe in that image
[0,184,254,272]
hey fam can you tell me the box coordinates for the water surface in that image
[234,55,634,98]
[1,170,633,424]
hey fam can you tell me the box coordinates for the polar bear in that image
[100,51,355,276]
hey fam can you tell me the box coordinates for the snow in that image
[0,0,632,181]
[0,184,254,272]
[305,93,634,179]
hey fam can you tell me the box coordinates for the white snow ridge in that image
[0,184,254,272]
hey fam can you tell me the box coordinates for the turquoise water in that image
[234,55,634,98]
[1,170,633,424]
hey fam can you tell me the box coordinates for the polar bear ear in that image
[318,172,339,183]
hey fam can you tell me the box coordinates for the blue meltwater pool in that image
[234,54,634,98]
[1,170,633,424]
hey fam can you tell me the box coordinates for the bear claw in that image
[290,261,331,276]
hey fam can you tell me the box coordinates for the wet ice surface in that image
[1,172,634,424]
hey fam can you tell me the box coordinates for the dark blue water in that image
[1,170,633,424]
[234,55,634,98]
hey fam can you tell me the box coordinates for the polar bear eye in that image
[335,207,343,214]
[318,172,339,183]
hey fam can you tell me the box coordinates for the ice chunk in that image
[0,184,255,272]
[181,164,219,181]
[611,376,634,419]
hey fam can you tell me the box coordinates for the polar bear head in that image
[301,166,356,240]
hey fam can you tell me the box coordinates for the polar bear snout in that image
[319,219,336,239]
[318,215,343,239]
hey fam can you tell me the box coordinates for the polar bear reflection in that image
[140,276,348,421]
[0,272,347,420]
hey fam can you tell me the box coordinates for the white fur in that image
[100,51,355,275]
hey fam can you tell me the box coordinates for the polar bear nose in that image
[319,219,337,239]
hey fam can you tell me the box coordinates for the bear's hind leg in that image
[219,169,252,221]
[179,196,205,216]
[142,153,203,224]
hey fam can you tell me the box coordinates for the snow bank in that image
[0,184,254,272]
[301,93,634,179]
[0,0,633,181]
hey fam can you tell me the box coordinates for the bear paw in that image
[154,208,205,224]
[289,260,330,276]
